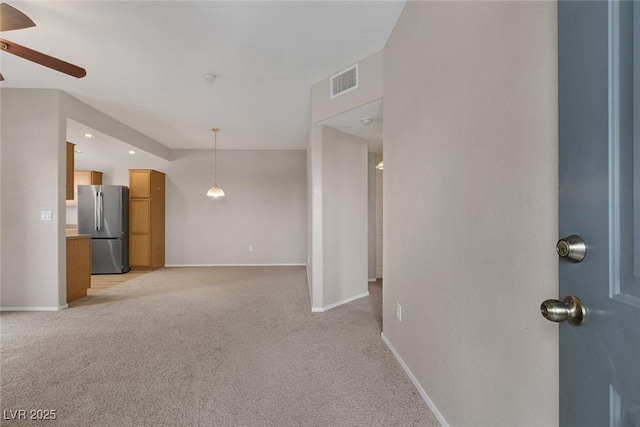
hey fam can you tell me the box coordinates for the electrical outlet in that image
[40,210,52,221]
[396,302,402,321]
[249,245,254,253]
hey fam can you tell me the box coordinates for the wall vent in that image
[330,64,358,99]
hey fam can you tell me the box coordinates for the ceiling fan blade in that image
[0,38,86,78]
[0,3,36,32]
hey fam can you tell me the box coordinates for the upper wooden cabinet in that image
[129,169,166,270]
[66,142,75,200]
[129,170,152,198]
[67,171,103,206]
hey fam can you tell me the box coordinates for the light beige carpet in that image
[0,266,439,426]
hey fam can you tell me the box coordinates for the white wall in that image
[382,2,558,426]
[1,89,66,309]
[321,126,368,308]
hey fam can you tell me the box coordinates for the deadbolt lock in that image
[556,234,586,262]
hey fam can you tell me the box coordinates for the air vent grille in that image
[330,64,358,98]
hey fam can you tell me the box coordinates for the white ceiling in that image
[2,1,403,151]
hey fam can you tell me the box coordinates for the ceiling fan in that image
[0,3,86,81]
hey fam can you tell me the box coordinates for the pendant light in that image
[375,160,384,170]
[207,128,225,198]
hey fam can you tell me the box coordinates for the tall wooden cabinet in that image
[129,169,165,270]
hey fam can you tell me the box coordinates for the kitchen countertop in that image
[66,229,91,240]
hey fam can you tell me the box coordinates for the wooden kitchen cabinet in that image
[66,142,75,200]
[67,171,103,206]
[66,235,91,302]
[129,169,165,270]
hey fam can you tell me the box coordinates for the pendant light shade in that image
[207,186,225,198]
[207,128,225,198]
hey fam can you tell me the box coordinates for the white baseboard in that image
[381,332,449,427]
[165,263,306,267]
[312,291,369,312]
[368,278,377,282]
[1,304,68,312]
[306,267,312,307]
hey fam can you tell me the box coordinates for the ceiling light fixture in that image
[375,160,383,170]
[361,117,374,125]
[207,128,225,199]
[203,73,216,82]
[129,150,136,155]
[84,133,94,138]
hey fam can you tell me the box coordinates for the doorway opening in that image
[319,98,384,323]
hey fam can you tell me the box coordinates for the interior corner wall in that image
[1,89,66,309]
[321,126,368,308]
[382,2,558,426]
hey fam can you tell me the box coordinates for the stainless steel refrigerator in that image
[78,185,130,274]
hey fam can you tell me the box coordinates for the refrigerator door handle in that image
[97,191,104,232]
[94,192,99,231]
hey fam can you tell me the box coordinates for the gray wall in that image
[71,148,307,266]
[1,90,66,309]
[382,2,559,426]
[166,149,306,265]
[321,126,368,307]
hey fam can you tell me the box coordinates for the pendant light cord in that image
[206,127,225,198]
[212,128,219,186]
[214,130,217,186]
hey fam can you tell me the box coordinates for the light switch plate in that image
[40,210,52,221]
